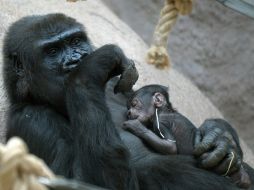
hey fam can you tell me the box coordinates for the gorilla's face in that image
[37,27,92,76]
[3,14,94,109]
[24,17,93,108]
[3,14,95,110]
[127,95,155,125]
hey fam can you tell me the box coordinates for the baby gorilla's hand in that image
[122,119,149,137]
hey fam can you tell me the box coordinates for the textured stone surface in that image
[0,0,253,166]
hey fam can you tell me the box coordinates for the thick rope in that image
[0,137,55,190]
[146,0,193,69]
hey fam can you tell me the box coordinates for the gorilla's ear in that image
[153,92,166,108]
[11,52,24,77]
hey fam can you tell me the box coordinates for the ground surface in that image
[103,0,254,152]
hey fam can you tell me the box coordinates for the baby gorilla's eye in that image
[72,37,81,46]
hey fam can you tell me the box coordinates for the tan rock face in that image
[0,0,253,165]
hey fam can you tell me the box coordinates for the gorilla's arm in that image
[65,83,135,188]
[6,105,73,177]
[122,119,177,155]
[64,44,138,189]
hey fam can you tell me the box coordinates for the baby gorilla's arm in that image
[123,119,177,154]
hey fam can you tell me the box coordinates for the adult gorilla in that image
[3,13,249,190]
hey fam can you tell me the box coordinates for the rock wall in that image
[104,0,254,151]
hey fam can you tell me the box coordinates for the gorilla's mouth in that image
[63,61,80,73]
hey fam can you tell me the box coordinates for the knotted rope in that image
[146,0,193,69]
[0,137,55,190]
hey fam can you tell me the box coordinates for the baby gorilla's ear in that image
[153,92,166,108]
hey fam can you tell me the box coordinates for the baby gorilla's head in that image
[126,85,174,125]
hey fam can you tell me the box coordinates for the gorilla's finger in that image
[194,130,202,147]
[212,151,240,175]
[199,137,229,169]
[114,60,138,94]
[194,128,222,157]
[227,151,241,175]
[223,131,234,142]
[226,158,241,176]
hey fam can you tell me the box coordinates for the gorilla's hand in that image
[114,59,138,94]
[194,119,242,175]
[78,44,138,92]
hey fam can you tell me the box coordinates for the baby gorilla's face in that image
[127,97,155,125]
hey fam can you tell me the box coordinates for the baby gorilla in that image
[123,84,251,189]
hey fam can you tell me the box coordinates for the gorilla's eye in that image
[72,37,81,46]
[48,47,58,56]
